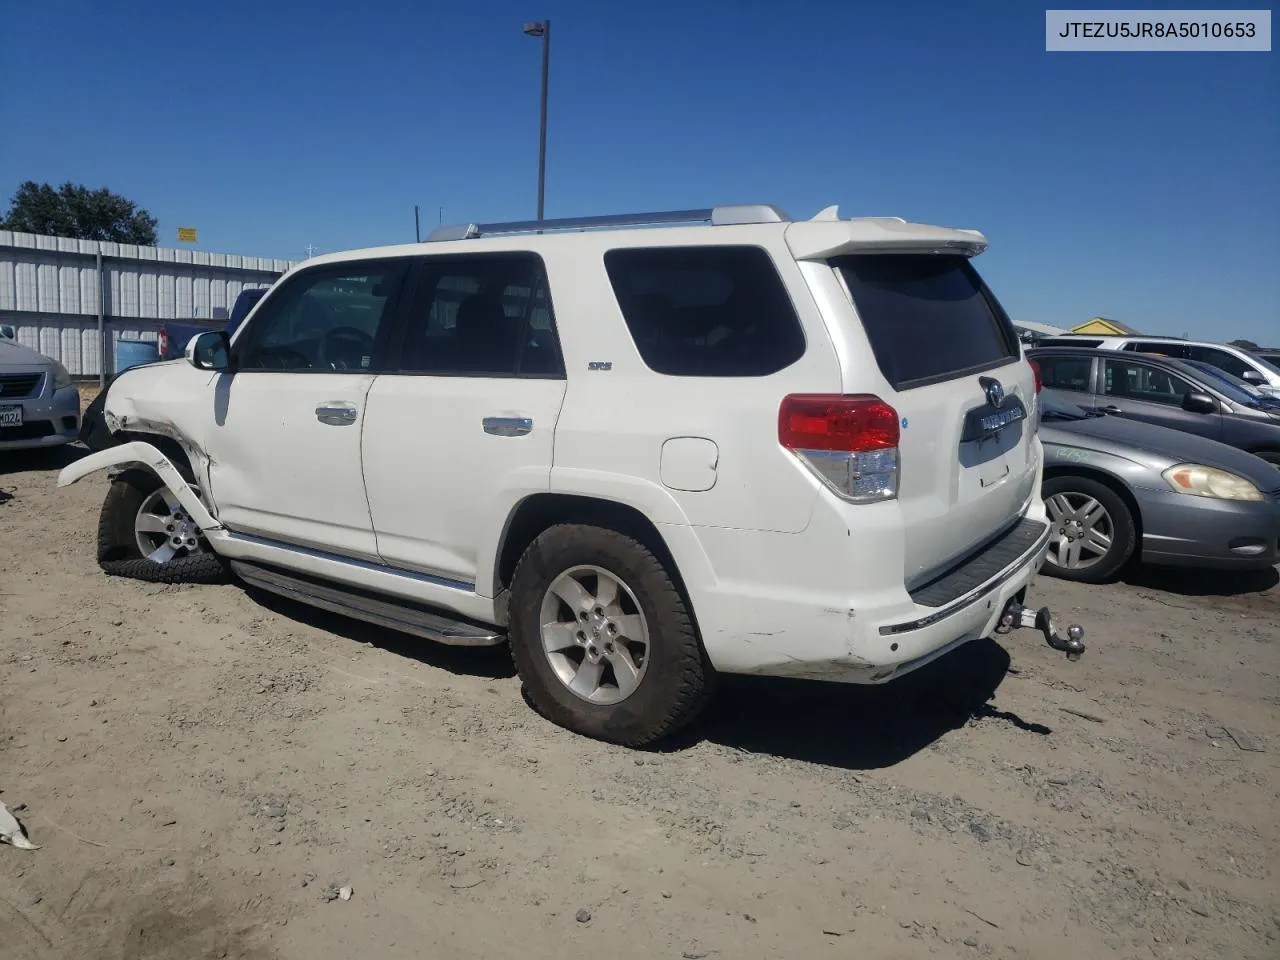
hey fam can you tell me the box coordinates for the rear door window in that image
[392,254,564,378]
[1035,355,1094,393]
[832,254,1018,390]
[604,246,805,377]
[1188,345,1252,379]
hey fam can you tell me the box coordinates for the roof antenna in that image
[810,205,841,221]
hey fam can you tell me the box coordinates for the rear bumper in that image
[686,500,1053,684]
[0,384,80,451]
[1140,491,1280,570]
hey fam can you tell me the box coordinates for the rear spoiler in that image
[785,218,988,261]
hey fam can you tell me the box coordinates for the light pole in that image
[522,19,550,221]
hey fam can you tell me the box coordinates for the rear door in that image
[831,254,1039,585]
[1097,357,1223,440]
[360,252,567,587]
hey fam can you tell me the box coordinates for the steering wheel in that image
[317,326,374,371]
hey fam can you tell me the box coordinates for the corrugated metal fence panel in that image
[0,231,295,320]
[0,230,297,375]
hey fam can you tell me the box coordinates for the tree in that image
[1228,338,1260,351]
[0,180,158,245]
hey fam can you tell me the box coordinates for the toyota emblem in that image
[980,377,1005,408]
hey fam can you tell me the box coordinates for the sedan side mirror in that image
[1240,370,1265,384]
[188,330,231,371]
[1181,391,1218,414]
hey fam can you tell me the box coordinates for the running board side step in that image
[230,561,507,647]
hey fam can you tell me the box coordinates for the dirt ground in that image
[1,444,1277,960]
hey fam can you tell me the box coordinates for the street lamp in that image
[522,19,550,221]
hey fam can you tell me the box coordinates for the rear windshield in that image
[833,254,1019,390]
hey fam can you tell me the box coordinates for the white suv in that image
[61,204,1083,745]
[1035,335,1280,397]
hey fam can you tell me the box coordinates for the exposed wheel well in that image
[1246,447,1280,465]
[1042,465,1144,558]
[496,494,687,599]
[116,432,197,484]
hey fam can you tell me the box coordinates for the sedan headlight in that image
[1161,464,1264,502]
[50,359,74,390]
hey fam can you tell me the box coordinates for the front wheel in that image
[507,524,712,747]
[1041,476,1137,583]
[97,468,229,584]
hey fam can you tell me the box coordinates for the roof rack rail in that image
[426,204,790,242]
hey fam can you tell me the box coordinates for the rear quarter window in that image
[603,246,806,377]
[833,254,1019,390]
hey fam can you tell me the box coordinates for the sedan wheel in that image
[1041,476,1137,583]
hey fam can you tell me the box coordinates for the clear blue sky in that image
[2,1,1276,342]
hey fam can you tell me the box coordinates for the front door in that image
[361,252,567,588]
[205,257,412,560]
[1098,357,1223,441]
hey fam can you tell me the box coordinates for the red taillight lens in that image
[778,394,900,452]
[157,329,168,356]
[1028,358,1043,394]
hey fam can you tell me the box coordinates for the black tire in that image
[1041,475,1137,584]
[507,523,713,747]
[97,468,229,584]
[1253,449,1280,466]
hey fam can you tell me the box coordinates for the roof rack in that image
[425,204,790,242]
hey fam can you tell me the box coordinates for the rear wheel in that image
[97,468,228,584]
[507,523,712,747]
[1041,476,1136,584]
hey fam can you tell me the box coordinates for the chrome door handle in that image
[316,402,358,426]
[483,416,533,437]
[1100,404,1123,414]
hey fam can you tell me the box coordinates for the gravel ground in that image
[1,445,1277,960]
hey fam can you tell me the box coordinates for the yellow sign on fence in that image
[177,226,198,243]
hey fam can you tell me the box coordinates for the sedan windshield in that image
[1177,360,1265,406]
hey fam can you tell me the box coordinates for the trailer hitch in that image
[997,599,1085,661]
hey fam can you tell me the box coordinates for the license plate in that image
[0,405,22,428]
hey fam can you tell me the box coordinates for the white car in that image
[59,204,1084,745]
[0,337,80,450]
[1035,334,1280,398]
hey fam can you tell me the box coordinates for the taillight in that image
[157,329,168,357]
[778,394,900,503]
[1028,358,1043,393]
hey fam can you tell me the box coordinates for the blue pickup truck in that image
[156,286,269,360]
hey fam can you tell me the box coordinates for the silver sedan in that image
[0,338,80,451]
[1038,389,1280,582]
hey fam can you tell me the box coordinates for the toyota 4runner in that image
[60,204,1084,746]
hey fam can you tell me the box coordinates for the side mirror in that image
[0,323,14,340]
[188,330,231,371]
[1182,391,1218,414]
[1240,370,1264,384]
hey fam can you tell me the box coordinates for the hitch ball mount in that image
[997,599,1086,661]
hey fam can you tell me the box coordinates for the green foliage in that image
[0,180,158,245]
[1228,338,1260,351]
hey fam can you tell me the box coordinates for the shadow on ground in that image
[243,586,516,680]
[1121,564,1279,597]
[676,636,1035,769]
[246,583,1035,769]
[0,444,84,477]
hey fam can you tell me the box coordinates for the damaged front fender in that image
[58,441,221,533]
